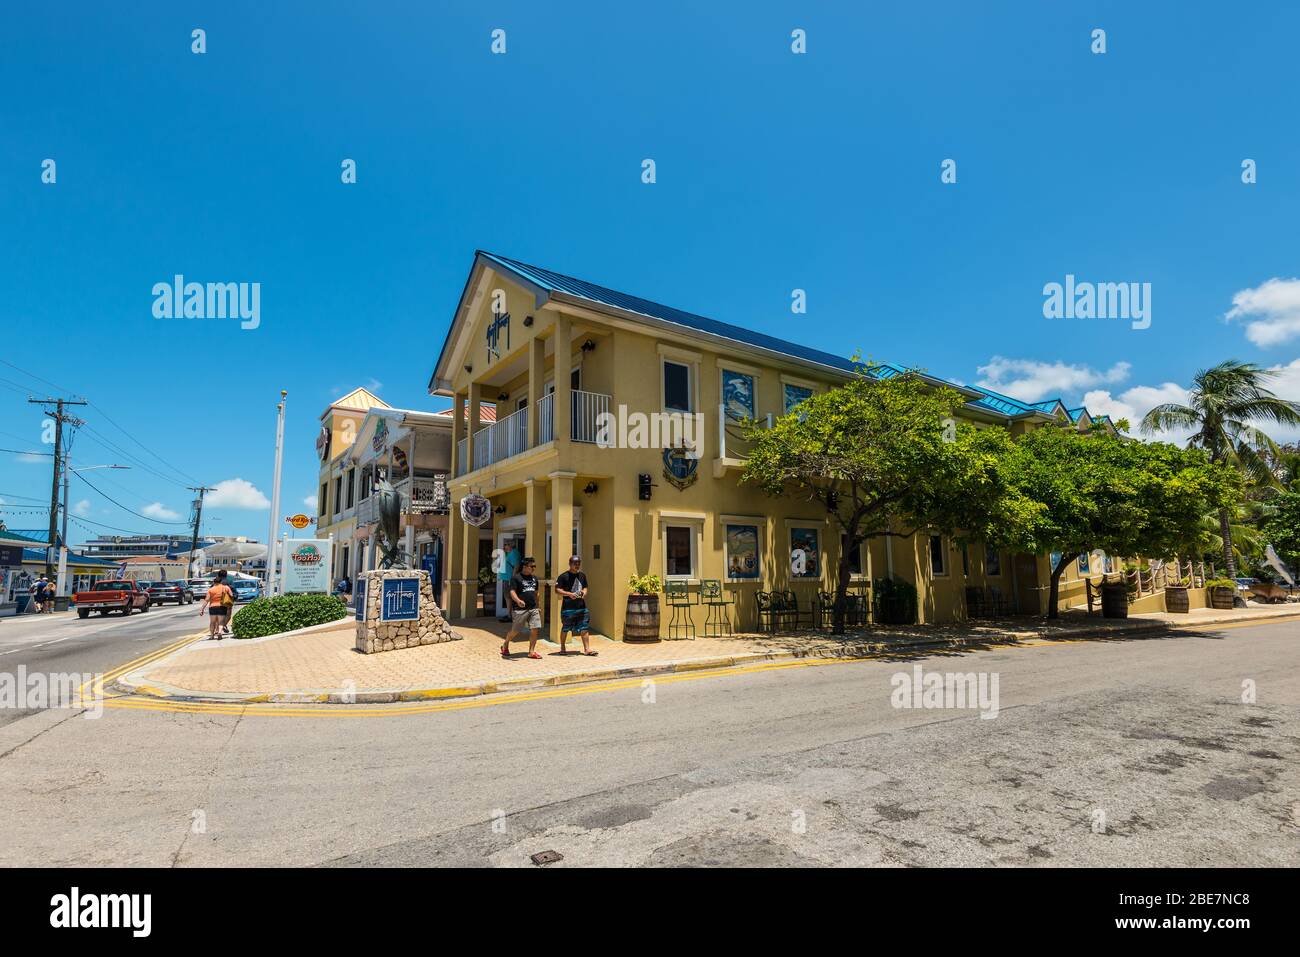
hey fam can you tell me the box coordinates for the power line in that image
[0,357,83,400]
[73,470,190,525]
[76,425,192,489]
[87,402,199,485]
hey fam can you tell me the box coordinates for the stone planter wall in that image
[355,569,462,654]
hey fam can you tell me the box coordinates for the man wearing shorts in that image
[502,556,542,659]
[555,555,596,656]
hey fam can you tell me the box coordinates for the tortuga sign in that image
[281,539,331,593]
[285,514,313,529]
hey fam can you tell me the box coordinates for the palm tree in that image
[1142,360,1300,576]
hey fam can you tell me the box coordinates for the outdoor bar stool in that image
[700,579,734,637]
[665,580,697,640]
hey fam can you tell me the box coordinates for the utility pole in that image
[187,486,216,578]
[265,391,287,595]
[28,397,87,579]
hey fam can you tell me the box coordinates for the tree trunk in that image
[1046,554,1072,619]
[833,552,852,635]
[1218,507,1237,578]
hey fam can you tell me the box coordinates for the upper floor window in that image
[664,360,692,412]
[929,535,947,577]
[783,383,813,415]
[721,368,755,420]
[345,469,356,509]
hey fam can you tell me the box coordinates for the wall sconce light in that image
[464,364,473,374]
[493,505,507,514]
[583,481,598,496]
[497,391,509,401]
[522,315,534,327]
[581,339,596,353]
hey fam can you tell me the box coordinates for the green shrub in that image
[230,593,348,639]
[1205,578,1237,590]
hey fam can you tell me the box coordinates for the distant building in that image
[80,534,216,561]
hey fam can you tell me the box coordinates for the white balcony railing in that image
[453,390,611,476]
[354,474,449,524]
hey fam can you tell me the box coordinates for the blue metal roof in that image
[20,547,120,567]
[479,252,863,376]
[466,252,1117,430]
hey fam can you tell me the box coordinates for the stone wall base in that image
[355,569,463,654]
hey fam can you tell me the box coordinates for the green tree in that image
[995,426,1237,618]
[1262,491,1300,575]
[1141,360,1300,576]
[739,366,1032,633]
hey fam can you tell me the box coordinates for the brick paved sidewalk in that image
[122,604,1300,703]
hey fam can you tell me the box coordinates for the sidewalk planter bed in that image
[624,573,662,642]
[873,576,918,625]
[230,593,348,639]
[1165,585,1190,614]
[1206,579,1236,610]
[1100,581,1129,619]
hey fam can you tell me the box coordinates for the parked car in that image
[229,578,262,603]
[189,578,214,597]
[72,580,151,618]
[143,581,194,605]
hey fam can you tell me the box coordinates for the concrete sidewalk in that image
[114,604,1300,704]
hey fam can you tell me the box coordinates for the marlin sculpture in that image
[373,476,410,569]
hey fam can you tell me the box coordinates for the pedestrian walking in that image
[336,575,351,604]
[501,555,542,659]
[30,576,48,614]
[199,570,235,639]
[496,541,519,621]
[555,555,596,655]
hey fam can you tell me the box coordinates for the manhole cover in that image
[530,850,563,866]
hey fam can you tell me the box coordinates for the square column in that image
[450,392,465,476]
[553,314,572,444]
[527,336,545,447]
[444,497,465,617]
[524,478,546,562]
[466,382,482,473]
[548,471,575,642]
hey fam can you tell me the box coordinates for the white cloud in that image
[72,498,91,517]
[1225,278,1300,347]
[206,478,271,510]
[16,452,48,464]
[1260,358,1300,443]
[1083,382,1192,440]
[141,502,182,521]
[976,356,1131,403]
[303,493,318,510]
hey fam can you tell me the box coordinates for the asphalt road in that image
[0,603,208,728]
[0,617,1296,867]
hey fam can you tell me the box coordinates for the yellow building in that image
[315,387,391,584]
[429,252,1121,640]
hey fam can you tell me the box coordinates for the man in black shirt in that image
[502,556,542,659]
[555,555,596,656]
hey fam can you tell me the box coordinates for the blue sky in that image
[3,1,1299,543]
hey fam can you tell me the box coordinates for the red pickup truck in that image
[72,580,152,618]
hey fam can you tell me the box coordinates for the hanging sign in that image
[459,493,492,527]
[285,514,313,529]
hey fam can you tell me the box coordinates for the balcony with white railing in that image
[355,474,449,525]
[453,389,612,476]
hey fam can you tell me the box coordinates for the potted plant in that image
[1206,577,1236,610]
[477,566,496,614]
[872,576,917,625]
[624,573,662,642]
[1099,574,1129,619]
[1165,576,1190,614]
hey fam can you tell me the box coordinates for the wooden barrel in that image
[1165,586,1189,614]
[1100,582,1128,619]
[624,595,661,642]
[1209,587,1234,610]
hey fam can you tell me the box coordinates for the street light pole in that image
[266,391,287,595]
